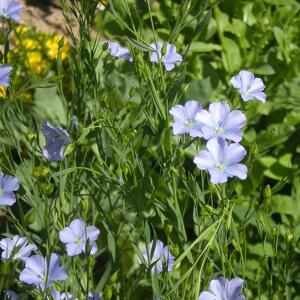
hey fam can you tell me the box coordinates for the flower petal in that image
[194,150,215,170]
[225,164,248,180]
[226,143,247,165]
[2,175,19,193]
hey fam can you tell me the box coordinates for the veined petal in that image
[209,169,228,184]
[86,225,100,242]
[226,143,247,165]
[208,102,230,124]
[228,277,245,297]
[198,291,216,300]
[239,70,255,91]
[225,164,248,180]
[193,151,215,170]
[224,110,246,130]
[195,110,215,128]
[206,138,227,164]
[69,219,86,238]
[66,243,83,256]
[2,175,19,193]
[0,193,16,206]
[169,105,188,123]
[208,277,228,298]
[247,78,265,93]
[59,227,76,243]
[172,122,187,135]
[184,100,202,120]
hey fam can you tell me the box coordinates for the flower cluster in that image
[138,239,175,274]
[105,40,182,71]
[1,218,100,296]
[170,71,266,184]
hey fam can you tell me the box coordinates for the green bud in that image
[129,87,136,98]
[250,143,258,157]
[170,245,179,257]
[80,197,90,212]
[58,37,65,48]
[166,224,173,234]
[170,167,179,176]
[25,209,35,225]
[102,41,109,51]
[26,131,37,143]
[40,183,54,196]
[109,271,119,284]
[103,287,113,299]
[263,185,272,205]
[64,143,75,157]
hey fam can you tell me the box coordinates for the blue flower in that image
[0,172,19,206]
[41,121,70,161]
[194,138,247,184]
[5,290,17,300]
[19,253,67,290]
[198,276,246,300]
[169,100,203,137]
[0,64,13,87]
[195,102,246,142]
[230,70,266,103]
[139,240,175,274]
[105,41,133,61]
[59,219,100,256]
[0,0,23,21]
[50,291,74,300]
[150,42,182,71]
[0,235,36,260]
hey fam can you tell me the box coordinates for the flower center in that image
[216,163,225,171]
[184,120,193,129]
[215,121,224,135]
[0,188,3,197]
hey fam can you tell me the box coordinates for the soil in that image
[19,0,78,35]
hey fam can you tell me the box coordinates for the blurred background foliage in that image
[1,0,300,299]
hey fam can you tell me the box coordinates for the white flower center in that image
[216,162,225,171]
[215,121,224,135]
[184,119,193,129]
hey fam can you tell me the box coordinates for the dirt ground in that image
[19,0,77,35]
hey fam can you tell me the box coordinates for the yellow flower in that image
[0,86,6,98]
[15,25,30,36]
[46,35,69,61]
[23,38,40,50]
[26,51,43,73]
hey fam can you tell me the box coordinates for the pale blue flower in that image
[194,138,247,184]
[139,240,174,274]
[195,102,246,142]
[0,64,13,87]
[5,290,17,300]
[59,219,100,256]
[150,42,182,71]
[41,121,70,161]
[105,41,133,61]
[50,291,74,300]
[230,70,266,103]
[169,100,203,137]
[50,290,100,300]
[88,292,100,300]
[198,277,246,300]
[19,253,67,290]
[0,235,36,260]
[0,172,19,206]
[0,0,23,21]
